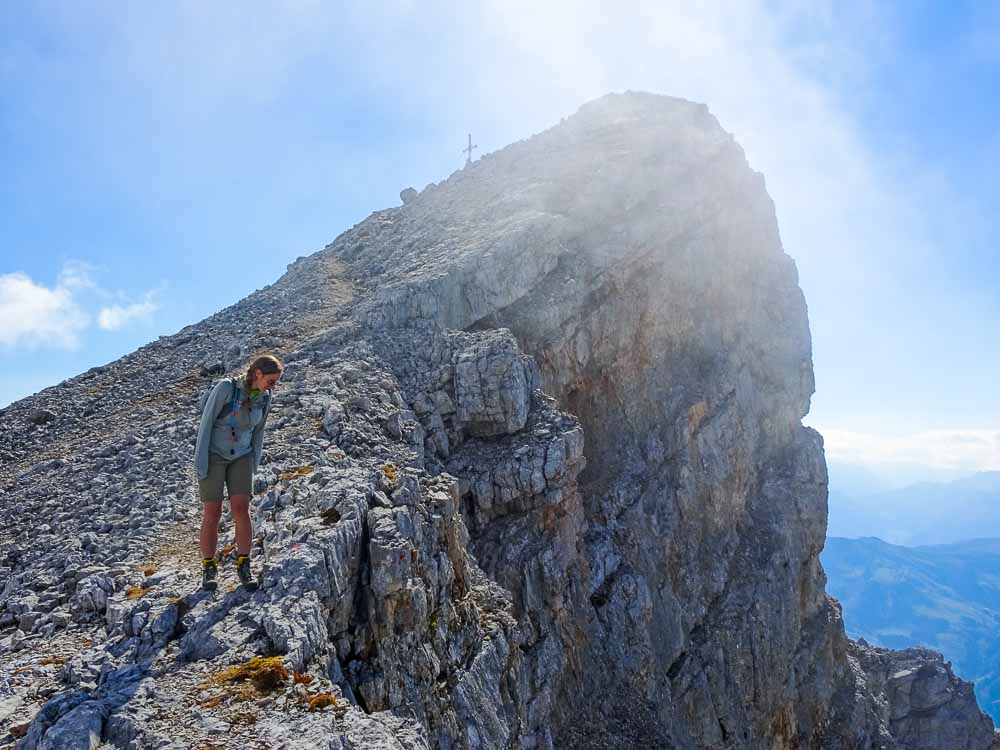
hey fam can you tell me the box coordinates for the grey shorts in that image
[198,452,252,503]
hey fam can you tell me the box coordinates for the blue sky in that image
[2,1,998,478]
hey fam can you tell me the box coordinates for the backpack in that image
[198,377,238,420]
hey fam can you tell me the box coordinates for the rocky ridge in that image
[1,92,997,749]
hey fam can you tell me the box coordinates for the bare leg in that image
[199,501,223,559]
[230,494,252,556]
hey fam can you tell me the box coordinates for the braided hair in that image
[243,354,283,391]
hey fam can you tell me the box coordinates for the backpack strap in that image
[211,377,237,421]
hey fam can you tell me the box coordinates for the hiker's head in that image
[244,354,284,392]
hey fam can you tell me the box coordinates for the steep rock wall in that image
[326,92,998,748]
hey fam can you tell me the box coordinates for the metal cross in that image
[462,133,478,166]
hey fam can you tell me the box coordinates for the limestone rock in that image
[454,330,532,438]
[35,699,107,750]
[27,408,57,426]
[69,573,114,622]
[845,641,1000,750]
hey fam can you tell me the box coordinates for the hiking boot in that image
[236,554,255,588]
[201,558,218,591]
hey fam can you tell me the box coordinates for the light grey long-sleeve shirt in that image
[194,377,272,480]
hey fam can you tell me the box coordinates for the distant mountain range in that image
[823,535,1000,724]
[827,467,1000,545]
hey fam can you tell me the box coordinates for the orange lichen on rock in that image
[279,466,315,480]
[307,693,339,712]
[206,656,290,693]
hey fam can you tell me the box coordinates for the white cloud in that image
[56,259,99,292]
[0,268,91,350]
[820,427,1000,472]
[98,289,160,331]
[0,260,162,348]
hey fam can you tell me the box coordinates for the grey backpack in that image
[197,377,238,420]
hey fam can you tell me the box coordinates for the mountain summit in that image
[2,92,996,749]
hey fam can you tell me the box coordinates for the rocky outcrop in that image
[846,641,999,749]
[2,92,997,749]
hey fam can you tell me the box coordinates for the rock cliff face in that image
[2,92,997,749]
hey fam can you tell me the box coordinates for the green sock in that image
[202,557,216,568]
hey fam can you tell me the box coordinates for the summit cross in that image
[462,133,478,166]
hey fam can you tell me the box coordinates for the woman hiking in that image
[194,354,283,591]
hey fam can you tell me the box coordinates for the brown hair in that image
[243,354,284,390]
